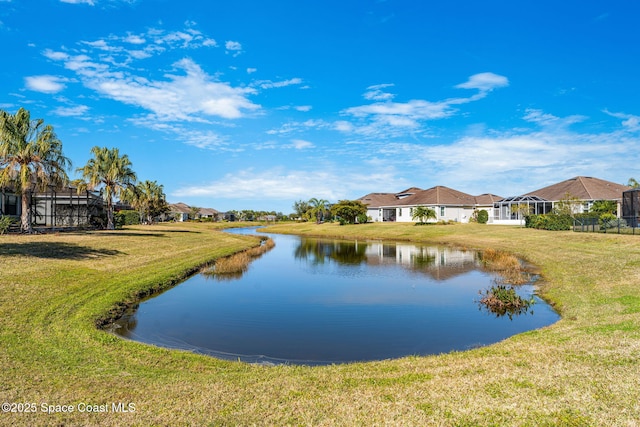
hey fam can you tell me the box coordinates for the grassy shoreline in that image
[1,221,639,425]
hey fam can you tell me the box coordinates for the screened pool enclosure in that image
[493,195,553,221]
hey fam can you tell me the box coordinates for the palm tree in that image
[122,180,168,224]
[77,146,137,230]
[308,197,329,223]
[411,205,436,224]
[0,108,70,233]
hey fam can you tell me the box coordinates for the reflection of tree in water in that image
[410,247,437,269]
[295,238,368,265]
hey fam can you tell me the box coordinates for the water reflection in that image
[296,238,484,281]
[113,229,559,365]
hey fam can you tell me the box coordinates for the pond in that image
[113,228,559,365]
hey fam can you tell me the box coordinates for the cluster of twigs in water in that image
[478,284,535,319]
[205,237,275,279]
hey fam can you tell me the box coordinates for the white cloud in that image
[60,0,95,5]
[523,108,587,128]
[385,110,639,196]
[603,109,640,131]
[52,105,89,117]
[291,139,314,149]
[225,40,242,51]
[363,83,395,101]
[455,72,509,92]
[172,167,402,202]
[295,105,312,112]
[24,75,67,93]
[124,34,146,44]
[259,78,303,89]
[46,46,260,121]
[128,117,233,150]
[247,67,257,74]
[225,40,242,56]
[339,73,509,139]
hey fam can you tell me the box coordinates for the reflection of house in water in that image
[364,241,481,280]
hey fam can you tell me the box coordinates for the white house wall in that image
[393,205,475,223]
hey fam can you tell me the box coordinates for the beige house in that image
[167,203,220,221]
[492,176,630,225]
[359,176,629,225]
[360,186,503,223]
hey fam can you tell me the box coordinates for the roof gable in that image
[358,192,400,207]
[398,186,476,206]
[524,176,630,201]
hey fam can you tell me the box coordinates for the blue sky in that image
[2,0,640,213]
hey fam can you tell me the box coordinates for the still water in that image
[114,228,559,365]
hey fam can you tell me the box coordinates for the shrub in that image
[601,216,627,230]
[525,213,572,231]
[115,210,140,227]
[356,213,369,224]
[477,209,489,224]
[478,284,535,318]
[0,216,14,235]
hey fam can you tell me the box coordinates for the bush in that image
[0,216,14,235]
[356,213,369,224]
[525,213,572,231]
[601,216,627,230]
[477,210,489,224]
[115,210,140,227]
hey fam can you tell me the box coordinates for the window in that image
[4,195,18,216]
[440,206,445,217]
[398,208,402,217]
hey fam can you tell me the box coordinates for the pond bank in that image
[1,221,639,425]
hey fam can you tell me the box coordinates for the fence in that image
[573,217,640,235]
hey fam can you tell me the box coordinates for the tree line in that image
[0,107,167,233]
[292,198,369,224]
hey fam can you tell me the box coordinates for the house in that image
[198,207,220,220]
[167,203,192,222]
[358,176,629,225]
[1,185,104,229]
[358,187,422,222]
[392,186,478,223]
[492,176,631,225]
[360,186,500,224]
[167,203,221,222]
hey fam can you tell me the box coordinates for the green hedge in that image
[525,213,572,231]
[115,210,140,227]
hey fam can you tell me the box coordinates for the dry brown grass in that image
[480,247,530,285]
[207,237,275,275]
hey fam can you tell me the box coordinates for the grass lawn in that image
[1,221,639,426]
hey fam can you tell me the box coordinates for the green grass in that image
[1,221,640,425]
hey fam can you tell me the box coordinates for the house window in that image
[440,206,445,217]
[4,195,18,216]
[398,208,402,217]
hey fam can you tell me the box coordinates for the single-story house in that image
[198,207,221,220]
[358,176,629,225]
[392,186,478,223]
[360,186,503,224]
[167,202,192,222]
[167,203,221,221]
[492,176,630,225]
[1,185,104,228]
[358,187,422,222]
